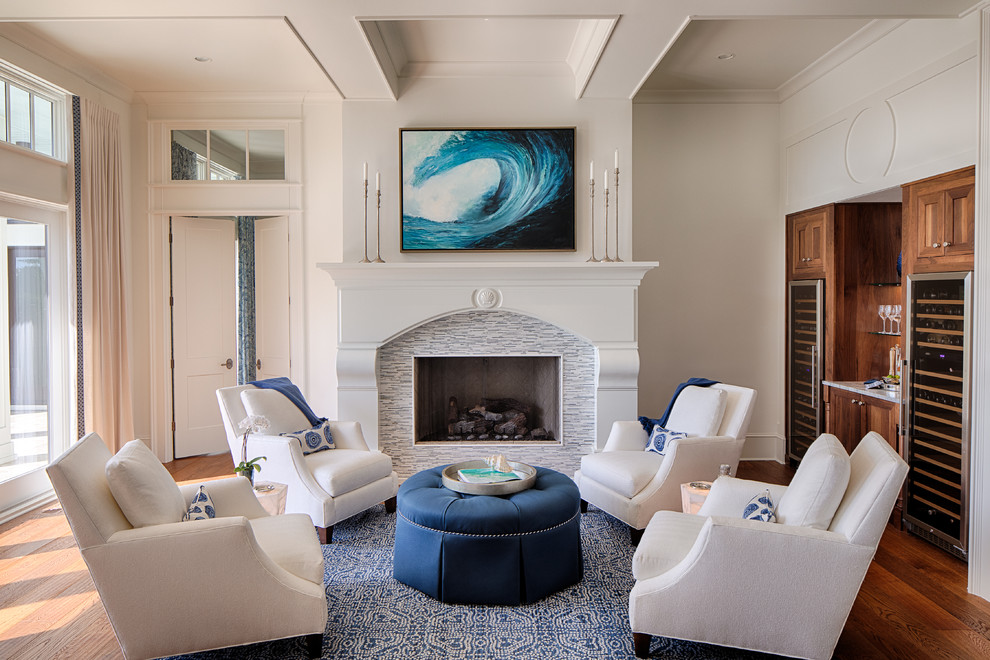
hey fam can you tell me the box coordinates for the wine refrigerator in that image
[902,271,971,560]
[787,280,823,463]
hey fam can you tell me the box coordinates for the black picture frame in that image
[400,128,576,252]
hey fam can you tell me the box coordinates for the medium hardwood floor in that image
[1,456,988,659]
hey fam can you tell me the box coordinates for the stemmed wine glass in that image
[878,305,889,334]
[892,304,902,335]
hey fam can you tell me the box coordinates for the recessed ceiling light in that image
[716,53,735,61]
[194,56,213,63]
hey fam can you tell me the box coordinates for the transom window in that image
[171,129,285,181]
[0,62,67,160]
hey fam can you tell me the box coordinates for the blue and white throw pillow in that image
[743,489,776,523]
[281,419,335,455]
[645,425,687,455]
[183,485,216,521]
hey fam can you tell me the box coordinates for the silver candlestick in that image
[359,178,371,263]
[373,188,385,263]
[613,166,622,261]
[602,184,613,262]
[586,178,600,262]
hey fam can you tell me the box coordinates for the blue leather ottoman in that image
[393,465,582,605]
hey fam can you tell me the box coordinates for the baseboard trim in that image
[0,489,57,525]
[741,434,785,462]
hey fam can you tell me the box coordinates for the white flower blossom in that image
[238,415,271,434]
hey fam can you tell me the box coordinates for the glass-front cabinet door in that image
[787,280,823,462]
[903,272,971,560]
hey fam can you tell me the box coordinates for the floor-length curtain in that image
[80,99,134,452]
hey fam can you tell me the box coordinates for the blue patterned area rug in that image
[168,505,774,660]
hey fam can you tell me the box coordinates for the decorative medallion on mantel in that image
[473,288,502,309]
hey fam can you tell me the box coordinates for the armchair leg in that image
[580,499,588,513]
[304,632,323,659]
[317,525,333,544]
[384,496,397,513]
[630,526,644,546]
[632,632,651,658]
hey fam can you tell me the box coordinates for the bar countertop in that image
[822,380,901,403]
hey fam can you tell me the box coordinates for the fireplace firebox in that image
[413,355,562,444]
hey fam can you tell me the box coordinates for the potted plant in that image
[235,456,267,486]
[236,415,270,486]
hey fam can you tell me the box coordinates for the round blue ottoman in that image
[393,465,583,605]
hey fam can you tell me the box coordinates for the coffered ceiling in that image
[0,1,979,102]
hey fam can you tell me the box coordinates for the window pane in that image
[248,130,285,180]
[171,129,208,180]
[1,218,50,484]
[210,130,246,180]
[33,97,53,157]
[9,85,31,149]
[0,81,6,142]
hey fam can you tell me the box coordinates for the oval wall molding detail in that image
[844,102,897,184]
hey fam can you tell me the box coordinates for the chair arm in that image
[603,420,649,452]
[104,516,324,595]
[697,476,788,518]
[95,517,326,659]
[629,516,876,656]
[648,435,742,492]
[177,475,269,519]
[244,433,333,519]
[327,420,371,451]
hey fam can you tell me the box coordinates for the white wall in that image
[632,102,782,460]
[300,98,343,418]
[340,75,632,265]
[781,15,979,212]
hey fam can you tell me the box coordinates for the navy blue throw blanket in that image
[639,377,719,435]
[249,377,324,427]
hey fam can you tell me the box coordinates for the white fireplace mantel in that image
[318,261,658,451]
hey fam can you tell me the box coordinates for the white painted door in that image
[254,216,290,379]
[171,217,236,458]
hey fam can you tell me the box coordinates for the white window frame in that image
[168,125,288,182]
[0,60,69,162]
[0,198,74,523]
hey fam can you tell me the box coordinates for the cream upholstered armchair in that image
[46,433,328,660]
[629,432,908,660]
[574,383,756,543]
[217,384,398,543]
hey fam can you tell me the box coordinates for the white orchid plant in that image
[235,415,270,483]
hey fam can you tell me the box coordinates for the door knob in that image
[942,241,951,247]
[256,359,262,370]
[221,358,233,370]
[933,243,940,248]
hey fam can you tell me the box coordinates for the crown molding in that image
[633,88,778,104]
[0,22,133,103]
[777,19,908,102]
[400,60,571,79]
[566,17,618,99]
[135,90,339,106]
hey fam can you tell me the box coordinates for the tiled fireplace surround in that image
[320,262,656,479]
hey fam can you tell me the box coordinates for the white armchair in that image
[46,433,328,660]
[628,432,908,660]
[574,383,756,543]
[217,384,399,543]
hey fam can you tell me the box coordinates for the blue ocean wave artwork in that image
[401,129,575,250]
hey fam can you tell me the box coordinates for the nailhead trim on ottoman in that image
[393,465,583,605]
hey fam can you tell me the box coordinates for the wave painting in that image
[401,128,575,251]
